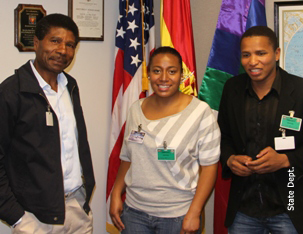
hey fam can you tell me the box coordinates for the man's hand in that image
[246,147,290,174]
[227,155,253,176]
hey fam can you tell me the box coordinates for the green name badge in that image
[157,148,175,161]
[280,115,302,131]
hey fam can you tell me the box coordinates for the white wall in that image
[0,0,300,233]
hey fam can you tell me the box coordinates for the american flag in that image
[106,0,155,232]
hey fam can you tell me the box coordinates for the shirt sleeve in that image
[197,104,221,166]
[119,103,136,162]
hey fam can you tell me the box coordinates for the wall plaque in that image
[14,4,46,52]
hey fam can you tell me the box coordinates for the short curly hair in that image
[241,26,278,51]
[35,13,79,45]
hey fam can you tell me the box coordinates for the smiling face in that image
[149,53,182,99]
[241,36,280,85]
[33,27,77,80]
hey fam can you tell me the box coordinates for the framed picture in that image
[14,4,46,52]
[68,0,104,41]
[274,1,303,77]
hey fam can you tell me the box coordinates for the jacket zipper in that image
[39,92,66,200]
[39,93,52,113]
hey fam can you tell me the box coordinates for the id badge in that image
[157,148,176,161]
[46,111,53,126]
[128,130,145,144]
[280,115,302,131]
[274,136,295,150]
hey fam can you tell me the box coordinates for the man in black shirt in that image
[218,26,303,233]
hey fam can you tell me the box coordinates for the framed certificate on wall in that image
[68,0,104,41]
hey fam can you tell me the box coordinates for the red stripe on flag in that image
[106,124,125,200]
[112,49,124,111]
[122,71,133,93]
[149,48,155,57]
[111,52,133,112]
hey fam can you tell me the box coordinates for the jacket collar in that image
[230,67,296,146]
[17,60,77,94]
[272,68,295,139]
[17,61,42,94]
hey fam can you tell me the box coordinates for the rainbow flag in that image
[199,0,266,110]
[198,1,266,234]
[160,0,197,96]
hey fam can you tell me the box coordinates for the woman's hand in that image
[180,212,200,234]
[109,195,125,231]
[180,164,218,234]
[109,160,131,231]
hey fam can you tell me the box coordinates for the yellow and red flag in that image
[160,0,197,96]
[161,3,204,233]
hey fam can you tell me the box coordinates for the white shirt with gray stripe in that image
[120,97,220,218]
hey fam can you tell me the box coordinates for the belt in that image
[65,185,82,199]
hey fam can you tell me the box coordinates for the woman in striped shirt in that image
[110,46,220,234]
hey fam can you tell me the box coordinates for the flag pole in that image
[140,0,148,92]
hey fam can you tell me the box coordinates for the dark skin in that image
[33,27,77,92]
[227,36,290,176]
[110,53,218,234]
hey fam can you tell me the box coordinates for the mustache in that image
[49,55,68,64]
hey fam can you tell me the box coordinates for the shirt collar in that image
[30,60,68,91]
[246,68,281,97]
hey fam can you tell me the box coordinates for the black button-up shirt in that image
[239,70,285,218]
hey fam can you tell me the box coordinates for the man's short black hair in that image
[241,26,278,51]
[35,13,79,45]
[148,46,183,71]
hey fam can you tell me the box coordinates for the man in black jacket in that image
[0,14,95,233]
[218,26,302,233]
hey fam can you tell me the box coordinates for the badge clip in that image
[289,110,295,118]
[138,124,142,132]
[279,128,286,139]
[163,141,167,150]
[46,105,53,126]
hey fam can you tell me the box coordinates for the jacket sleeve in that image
[283,117,303,175]
[218,80,237,178]
[275,72,303,176]
[0,89,24,225]
[286,144,303,175]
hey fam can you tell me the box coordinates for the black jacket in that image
[0,61,95,225]
[218,68,303,234]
